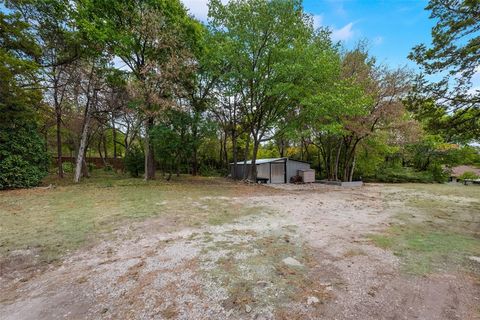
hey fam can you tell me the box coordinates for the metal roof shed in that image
[230,158,312,184]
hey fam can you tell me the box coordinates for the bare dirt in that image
[1,183,479,319]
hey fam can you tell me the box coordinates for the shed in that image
[449,165,480,182]
[230,158,312,184]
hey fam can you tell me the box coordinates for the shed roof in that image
[450,165,480,177]
[230,158,311,165]
[230,158,286,165]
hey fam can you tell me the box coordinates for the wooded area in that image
[1,0,479,189]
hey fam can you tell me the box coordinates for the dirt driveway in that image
[1,183,479,319]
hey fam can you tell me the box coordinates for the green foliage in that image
[199,165,226,177]
[409,0,480,142]
[209,0,317,177]
[150,109,217,173]
[367,167,443,184]
[62,161,74,173]
[406,97,480,143]
[0,11,48,189]
[0,126,48,189]
[124,146,145,177]
[458,171,479,180]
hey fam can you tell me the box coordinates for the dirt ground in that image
[1,183,479,319]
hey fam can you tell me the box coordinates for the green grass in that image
[371,227,480,275]
[0,171,273,265]
[370,184,480,275]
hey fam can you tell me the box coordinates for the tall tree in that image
[7,0,82,178]
[409,0,480,141]
[78,0,202,180]
[209,0,313,180]
[0,11,48,189]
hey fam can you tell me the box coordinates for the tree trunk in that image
[219,132,224,167]
[249,137,260,181]
[349,155,356,182]
[74,111,91,183]
[56,110,63,178]
[82,146,90,178]
[223,131,228,167]
[144,117,155,180]
[231,128,238,179]
[334,140,342,181]
[192,147,198,176]
[112,116,117,159]
[103,133,108,161]
[242,134,251,180]
[98,140,107,166]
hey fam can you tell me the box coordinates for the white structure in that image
[230,158,313,184]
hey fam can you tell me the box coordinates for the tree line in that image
[1,0,479,189]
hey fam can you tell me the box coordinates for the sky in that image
[182,0,434,70]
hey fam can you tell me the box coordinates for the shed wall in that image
[231,159,312,183]
[286,160,311,182]
[257,163,270,179]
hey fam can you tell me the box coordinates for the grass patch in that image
[0,171,272,266]
[370,185,480,275]
[371,227,480,275]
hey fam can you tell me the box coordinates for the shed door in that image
[270,163,285,183]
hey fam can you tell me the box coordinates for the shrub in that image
[87,162,95,172]
[0,126,48,189]
[62,161,74,173]
[458,171,479,180]
[199,164,226,177]
[428,164,449,183]
[366,167,435,183]
[124,146,145,177]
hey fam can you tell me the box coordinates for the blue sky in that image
[303,0,433,69]
[183,0,434,70]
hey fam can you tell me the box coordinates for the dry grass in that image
[0,171,277,269]
[371,183,480,275]
[200,229,330,317]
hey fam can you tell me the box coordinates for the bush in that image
[428,164,449,183]
[458,171,480,180]
[62,161,74,173]
[199,164,226,177]
[0,126,48,189]
[87,162,95,172]
[365,167,436,183]
[124,146,145,177]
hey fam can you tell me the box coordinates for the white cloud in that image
[331,22,355,42]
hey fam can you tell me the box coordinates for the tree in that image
[7,0,83,178]
[78,0,202,180]
[208,0,313,180]
[409,0,480,142]
[0,12,48,189]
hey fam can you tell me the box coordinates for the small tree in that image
[124,145,145,178]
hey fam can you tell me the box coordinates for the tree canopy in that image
[0,0,478,189]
